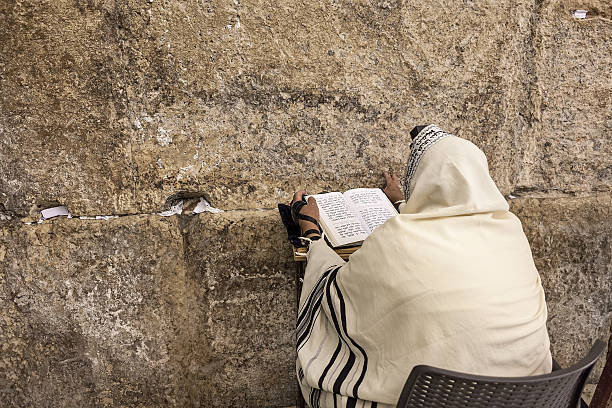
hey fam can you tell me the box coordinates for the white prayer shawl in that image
[296,126,552,407]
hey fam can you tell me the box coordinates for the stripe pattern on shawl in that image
[303,386,379,408]
[403,125,453,200]
[304,387,379,408]
[297,265,369,405]
[297,269,332,350]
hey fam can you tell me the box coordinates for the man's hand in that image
[291,190,320,237]
[383,172,404,204]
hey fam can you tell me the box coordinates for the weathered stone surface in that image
[0,0,135,217]
[0,211,297,407]
[1,0,610,406]
[182,210,296,407]
[125,0,533,211]
[515,1,612,195]
[5,0,608,216]
[0,216,189,407]
[511,195,611,378]
[0,0,562,215]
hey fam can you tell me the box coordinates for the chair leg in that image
[589,342,612,408]
[552,358,562,372]
[553,357,594,408]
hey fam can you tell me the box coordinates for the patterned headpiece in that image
[403,125,454,200]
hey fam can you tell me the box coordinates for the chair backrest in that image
[397,340,606,408]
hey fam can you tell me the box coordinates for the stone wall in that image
[1,0,610,406]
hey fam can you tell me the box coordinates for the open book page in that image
[311,192,369,247]
[344,188,398,234]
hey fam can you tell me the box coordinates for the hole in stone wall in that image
[162,191,222,216]
[164,191,210,207]
[561,0,611,19]
[0,203,14,221]
[31,201,63,215]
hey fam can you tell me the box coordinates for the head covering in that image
[402,125,508,218]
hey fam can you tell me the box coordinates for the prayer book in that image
[310,188,398,248]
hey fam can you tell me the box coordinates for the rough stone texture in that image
[2,1,609,216]
[0,216,188,407]
[0,211,296,407]
[1,0,611,406]
[515,0,612,196]
[0,0,134,217]
[1,202,609,407]
[511,196,612,378]
[124,0,535,211]
[182,211,296,407]
[2,0,580,216]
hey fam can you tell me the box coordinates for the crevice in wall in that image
[508,187,611,199]
[109,0,139,209]
[232,0,242,30]
[6,190,609,226]
[2,189,282,225]
[511,0,544,191]
[0,203,15,221]
[31,201,64,214]
[16,201,276,226]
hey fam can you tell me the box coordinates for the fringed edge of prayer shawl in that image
[297,265,369,403]
[403,125,454,200]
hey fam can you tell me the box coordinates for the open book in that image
[310,188,398,248]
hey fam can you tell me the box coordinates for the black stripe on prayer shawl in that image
[371,402,378,408]
[346,396,358,408]
[319,340,342,389]
[319,266,367,397]
[332,346,356,394]
[297,287,323,348]
[333,278,369,398]
[296,280,324,335]
[297,307,321,351]
[317,266,344,389]
[325,270,366,397]
[297,269,333,350]
[310,388,321,408]
[297,269,331,329]
[322,267,354,394]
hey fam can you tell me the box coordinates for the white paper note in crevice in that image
[573,9,587,19]
[193,198,223,214]
[41,206,71,220]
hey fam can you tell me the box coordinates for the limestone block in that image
[0,0,135,217]
[182,210,297,407]
[511,196,611,375]
[0,210,299,407]
[0,216,189,407]
[516,2,612,195]
[125,0,533,210]
[1,0,545,215]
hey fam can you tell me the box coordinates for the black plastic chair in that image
[397,340,606,408]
